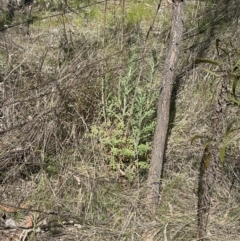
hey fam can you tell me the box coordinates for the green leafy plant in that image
[193,39,240,166]
[87,53,158,179]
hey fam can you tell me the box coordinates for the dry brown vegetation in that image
[0,0,240,240]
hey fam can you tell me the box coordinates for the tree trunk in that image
[197,147,212,240]
[197,66,228,240]
[146,0,184,212]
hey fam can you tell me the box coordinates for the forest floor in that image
[0,0,240,240]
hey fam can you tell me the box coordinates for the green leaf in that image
[190,135,210,144]
[219,144,227,166]
[200,67,221,77]
[195,58,223,66]
[231,76,240,97]
[204,152,211,169]
[122,148,134,157]
[203,141,211,150]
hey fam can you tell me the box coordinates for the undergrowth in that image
[0,0,240,240]
[86,52,158,180]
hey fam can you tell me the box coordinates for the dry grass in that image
[0,0,240,240]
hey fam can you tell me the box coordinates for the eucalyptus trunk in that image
[146,0,184,212]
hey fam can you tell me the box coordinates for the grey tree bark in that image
[146,0,184,212]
